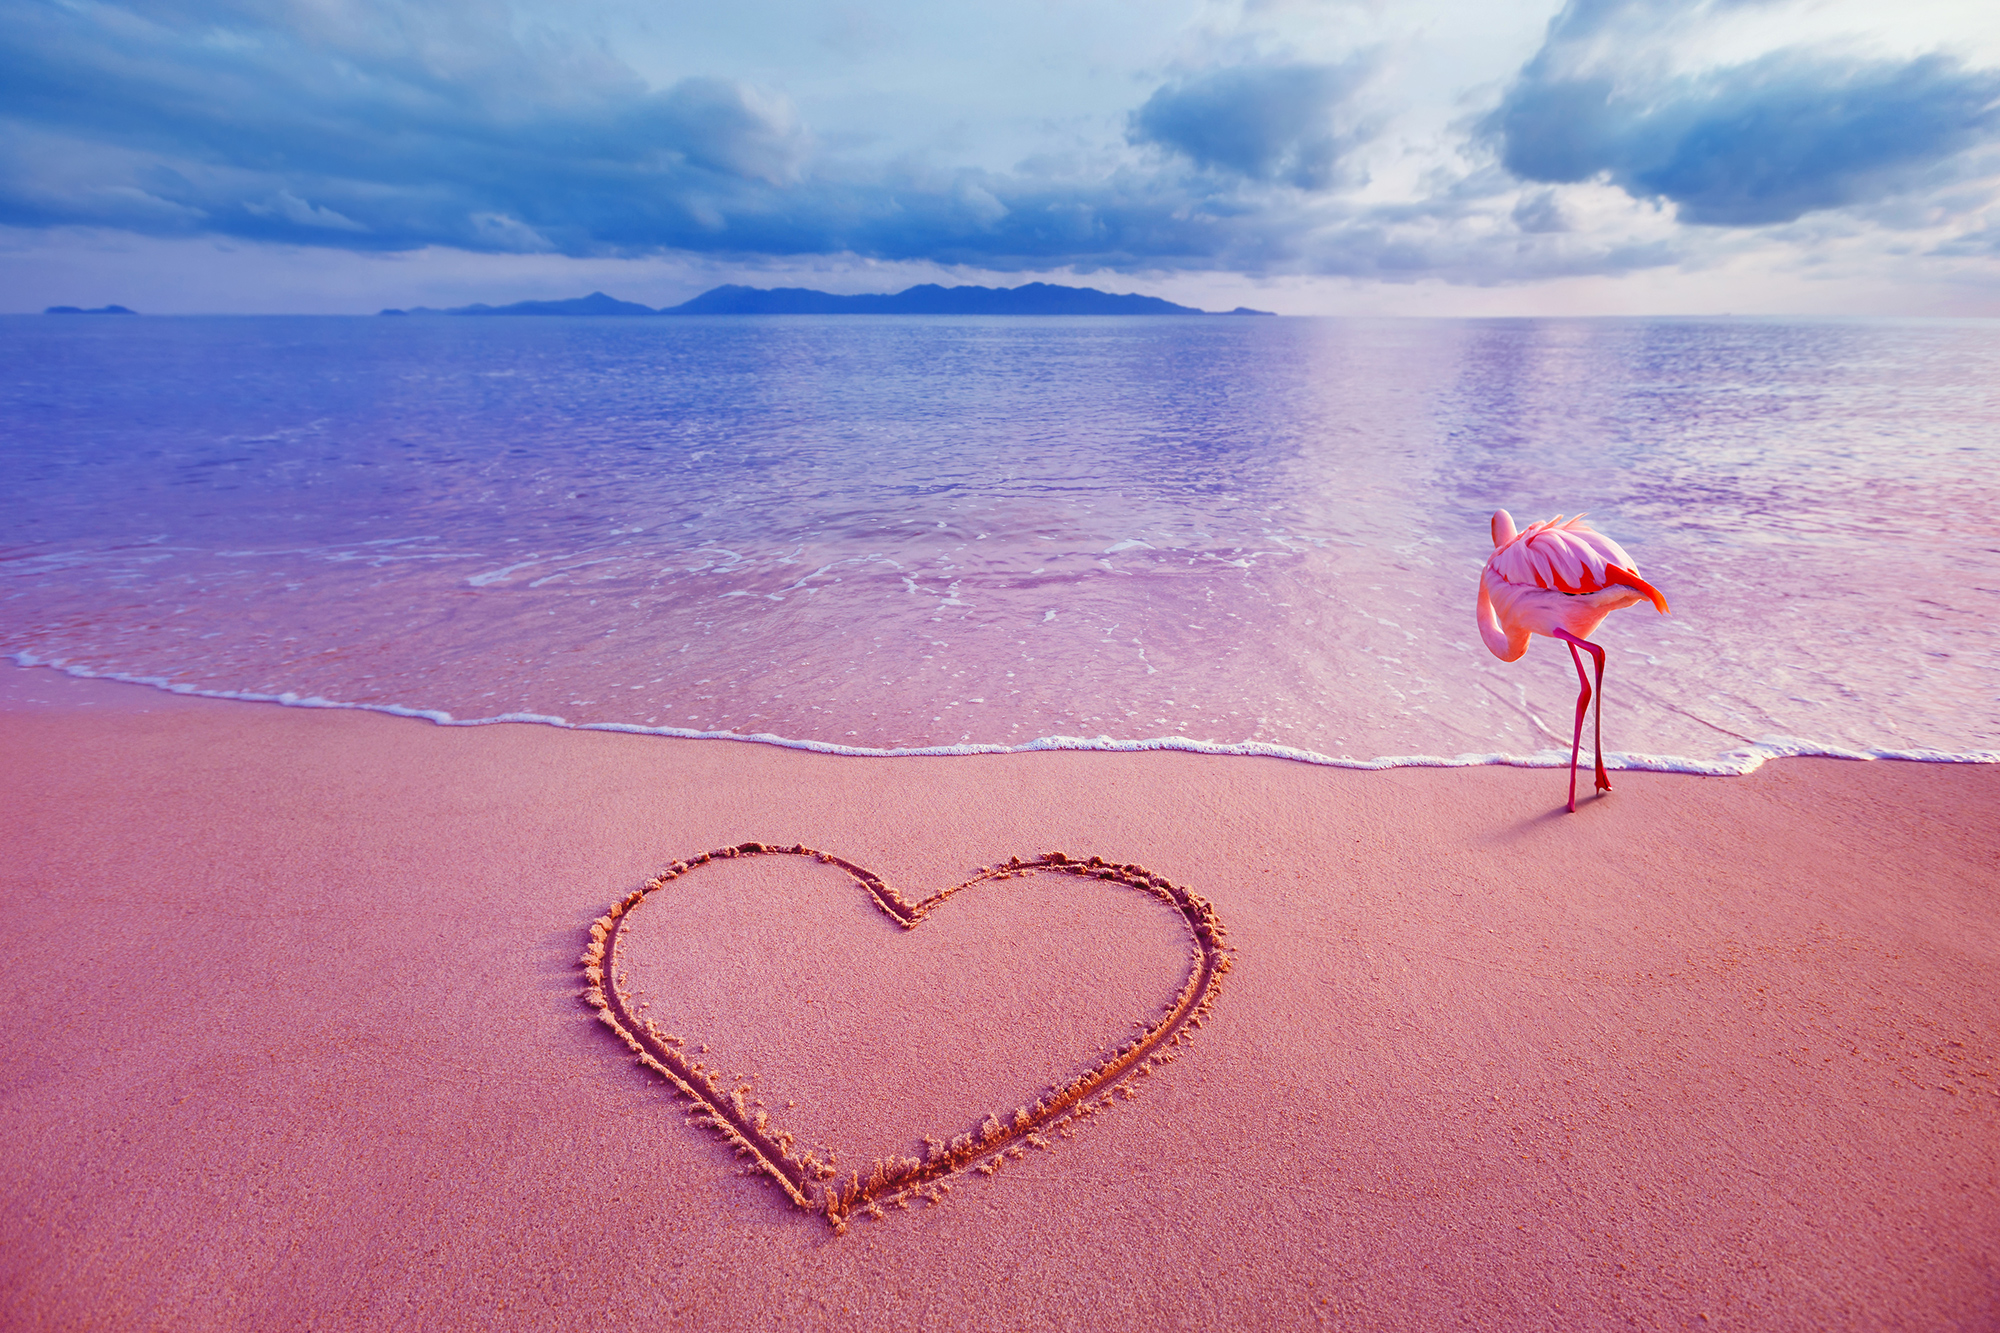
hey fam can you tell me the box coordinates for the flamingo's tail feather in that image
[1602,565,1669,614]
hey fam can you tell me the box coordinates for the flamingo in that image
[1477,510,1669,812]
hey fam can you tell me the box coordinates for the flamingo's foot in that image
[1595,770,1613,794]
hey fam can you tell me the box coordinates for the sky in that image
[4,0,1999,315]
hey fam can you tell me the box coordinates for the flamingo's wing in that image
[1490,515,1662,608]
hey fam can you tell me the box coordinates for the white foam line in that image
[11,651,1996,777]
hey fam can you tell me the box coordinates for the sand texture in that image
[2,666,1995,1331]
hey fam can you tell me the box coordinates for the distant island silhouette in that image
[380,284,1274,318]
[45,304,137,315]
[381,292,658,318]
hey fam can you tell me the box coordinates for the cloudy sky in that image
[5,0,1999,314]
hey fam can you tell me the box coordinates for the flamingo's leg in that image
[1556,633,1591,813]
[1556,628,1612,796]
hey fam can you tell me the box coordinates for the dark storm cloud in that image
[1,0,1274,264]
[1492,0,2000,226]
[0,0,1694,281]
[0,0,819,252]
[1128,59,1378,190]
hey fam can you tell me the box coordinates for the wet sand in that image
[2,665,1995,1331]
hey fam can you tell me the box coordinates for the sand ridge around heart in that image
[579,842,1232,1232]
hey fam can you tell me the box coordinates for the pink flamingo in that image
[1477,511,1669,811]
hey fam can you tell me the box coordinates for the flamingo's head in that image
[1490,510,1518,550]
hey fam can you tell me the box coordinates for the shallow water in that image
[4,313,1996,772]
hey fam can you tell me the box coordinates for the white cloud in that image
[244,190,367,231]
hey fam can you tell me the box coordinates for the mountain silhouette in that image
[380,284,1273,317]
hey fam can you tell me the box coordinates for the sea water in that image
[3,313,1996,774]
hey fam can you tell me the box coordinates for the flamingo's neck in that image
[1476,577,1528,662]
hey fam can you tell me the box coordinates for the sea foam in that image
[15,653,1992,778]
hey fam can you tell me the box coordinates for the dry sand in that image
[2,664,1995,1331]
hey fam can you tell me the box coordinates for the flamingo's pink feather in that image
[1488,513,1640,595]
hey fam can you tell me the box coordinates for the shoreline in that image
[11,654,1994,778]
[4,667,1995,1330]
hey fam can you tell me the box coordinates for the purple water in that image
[4,313,1997,772]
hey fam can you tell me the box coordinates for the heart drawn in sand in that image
[579,844,1231,1232]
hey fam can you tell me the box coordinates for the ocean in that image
[4,312,1996,774]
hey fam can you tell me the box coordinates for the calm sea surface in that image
[3,314,1996,772]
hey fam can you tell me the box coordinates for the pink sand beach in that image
[3,665,1995,1330]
